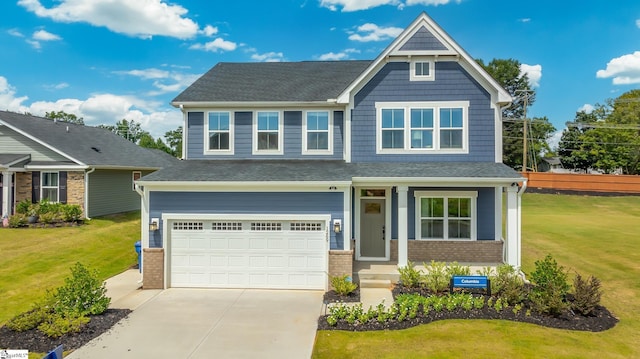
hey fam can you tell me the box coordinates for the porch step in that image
[359,279,393,289]
[354,272,400,283]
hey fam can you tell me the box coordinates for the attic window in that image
[410,60,434,82]
[91,146,101,153]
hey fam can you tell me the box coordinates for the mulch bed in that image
[323,287,361,303]
[318,285,618,332]
[0,309,130,353]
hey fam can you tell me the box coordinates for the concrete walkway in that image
[67,272,323,359]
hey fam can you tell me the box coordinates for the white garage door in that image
[169,217,328,289]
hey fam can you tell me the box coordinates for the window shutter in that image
[59,171,67,204]
[31,171,40,203]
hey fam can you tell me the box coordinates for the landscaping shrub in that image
[52,262,110,316]
[493,264,526,305]
[61,204,83,222]
[445,261,471,277]
[330,274,358,296]
[571,273,602,316]
[529,254,570,316]
[6,303,51,332]
[398,261,423,288]
[15,199,31,215]
[422,260,449,293]
[8,214,27,228]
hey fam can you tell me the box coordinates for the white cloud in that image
[405,0,461,5]
[518,18,531,23]
[26,40,42,50]
[251,52,285,62]
[8,29,24,37]
[32,29,61,41]
[318,52,349,61]
[17,0,199,39]
[596,51,640,84]
[548,131,563,151]
[578,104,594,114]
[200,25,218,37]
[0,76,30,112]
[114,68,170,80]
[44,82,70,91]
[320,0,459,11]
[189,38,237,52]
[520,63,542,88]
[636,19,640,28]
[113,68,200,96]
[348,23,403,42]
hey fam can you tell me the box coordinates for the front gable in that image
[397,25,452,53]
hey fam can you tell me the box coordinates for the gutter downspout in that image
[517,179,528,281]
[84,167,95,220]
[179,104,186,160]
[135,184,145,284]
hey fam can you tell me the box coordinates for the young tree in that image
[138,133,173,155]
[45,110,84,125]
[164,126,183,158]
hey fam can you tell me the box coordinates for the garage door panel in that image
[170,219,328,289]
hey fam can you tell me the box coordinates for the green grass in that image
[0,211,141,326]
[313,193,640,359]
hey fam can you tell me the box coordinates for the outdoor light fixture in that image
[149,218,159,231]
[333,219,342,233]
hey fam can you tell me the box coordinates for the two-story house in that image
[136,13,527,290]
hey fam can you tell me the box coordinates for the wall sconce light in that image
[333,219,342,233]
[149,218,159,231]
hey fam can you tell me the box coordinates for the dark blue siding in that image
[399,26,448,51]
[149,191,345,249]
[186,110,343,160]
[351,62,496,162]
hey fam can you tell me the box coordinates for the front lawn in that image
[0,211,141,326]
[313,193,640,359]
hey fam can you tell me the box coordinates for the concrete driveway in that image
[67,288,324,359]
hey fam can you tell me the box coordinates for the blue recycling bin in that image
[134,240,142,272]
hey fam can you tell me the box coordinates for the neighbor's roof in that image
[139,160,524,183]
[0,111,176,169]
[172,61,372,104]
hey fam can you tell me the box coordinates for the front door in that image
[360,198,385,258]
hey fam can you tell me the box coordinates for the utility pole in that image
[516,90,533,172]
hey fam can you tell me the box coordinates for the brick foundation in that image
[390,239,503,263]
[328,250,353,289]
[143,248,165,289]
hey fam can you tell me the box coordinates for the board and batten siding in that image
[148,191,345,249]
[186,110,344,160]
[87,170,149,217]
[0,126,69,162]
[351,61,497,163]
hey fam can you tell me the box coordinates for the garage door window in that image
[251,222,282,231]
[290,222,322,231]
[212,222,243,231]
[173,222,203,230]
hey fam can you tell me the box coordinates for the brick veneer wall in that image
[14,171,85,215]
[390,240,503,263]
[328,250,353,289]
[14,172,31,204]
[143,248,164,289]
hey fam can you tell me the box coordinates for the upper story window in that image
[205,111,233,154]
[254,111,283,154]
[41,172,59,202]
[303,111,333,154]
[376,101,469,154]
[410,60,434,81]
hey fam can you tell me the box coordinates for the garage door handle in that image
[382,225,385,240]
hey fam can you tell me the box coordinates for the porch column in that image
[397,185,408,267]
[505,185,521,269]
[2,171,12,217]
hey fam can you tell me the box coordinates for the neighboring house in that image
[0,111,176,218]
[136,13,527,290]
[539,157,567,173]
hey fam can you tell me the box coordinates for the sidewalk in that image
[104,269,161,310]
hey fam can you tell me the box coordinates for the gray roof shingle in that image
[172,61,372,103]
[139,160,523,183]
[0,111,176,169]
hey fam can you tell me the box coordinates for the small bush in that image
[529,254,570,316]
[8,214,27,228]
[493,264,525,305]
[52,262,110,316]
[15,199,31,215]
[422,260,449,293]
[6,304,51,332]
[61,204,83,222]
[445,261,471,277]
[398,261,423,288]
[330,274,358,296]
[571,273,602,316]
[39,211,58,224]
[38,313,90,338]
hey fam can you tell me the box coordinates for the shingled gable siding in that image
[186,110,344,159]
[399,26,449,51]
[351,61,496,163]
[148,191,344,249]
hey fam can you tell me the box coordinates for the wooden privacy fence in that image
[522,172,640,194]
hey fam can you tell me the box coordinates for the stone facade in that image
[142,248,165,289]
[66,171,85,213]
[14,172,32,204]
[328,250,353,289]
[390,240,503,264]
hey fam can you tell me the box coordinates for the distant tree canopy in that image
[45,110,84,125]
[98,119,182,158]
[98,119,147,143]
[478,58,555,170]
[558,90,640,175]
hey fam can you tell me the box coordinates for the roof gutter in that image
[171,101,344,109]
[84,167,95,220]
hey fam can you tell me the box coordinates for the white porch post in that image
[2,171,12,217]
[397,185,408,267]
[505,185,521,269]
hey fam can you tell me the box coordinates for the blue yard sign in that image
[450,276,490,295]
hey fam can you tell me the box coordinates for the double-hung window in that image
[376,101,468,153]
[410,60,434,81]
[41,172,59,202]
[206,111,233,154]
[415,191,476,240]
[303,111,332,154]
[254,111,282,154]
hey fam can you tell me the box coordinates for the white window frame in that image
[375,101,469,154]
[41,171,59,203]
[302,110,333,155]
[414,191,477,241]
[253,110,284,155]
[410,59,435,82]
[204,111,234,155]
[132,171,141,191]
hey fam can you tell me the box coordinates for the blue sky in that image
[1,0,640,147]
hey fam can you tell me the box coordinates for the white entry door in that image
[169,217,328,290]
